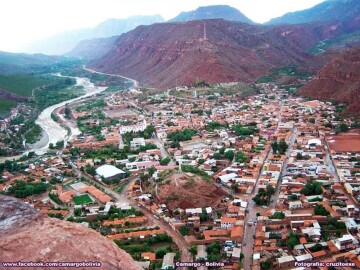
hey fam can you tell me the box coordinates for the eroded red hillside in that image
[299,47,360,114]
[89,19,356,89]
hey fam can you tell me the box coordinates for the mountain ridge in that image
[267,0,360,25]
[22,15,165,55]
[88,18,358,89]
[169,5,254,24]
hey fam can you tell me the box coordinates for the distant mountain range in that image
[22,15,164,55]
[67,5,255,60]
[0,51,66,74]
[267,0,360,25]
[88,18,358,89]
[169,5,254,24]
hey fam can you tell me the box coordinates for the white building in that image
[130,137,146,149]
[96,165,125,180]
[289,200,303,210]
[119,119,147,134]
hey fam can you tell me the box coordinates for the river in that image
[0,76,107,162]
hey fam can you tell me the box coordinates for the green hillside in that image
[0,74,50,97]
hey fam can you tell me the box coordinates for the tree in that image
[224,150,234,160]
[309,243,323,252]
[200,209,208,222]
[308,118,315,124]
[336,123,349,133]
[235,151,247,163]
[271,141,278,153]
[160,157,171,166]
[314,204,330,216]
[179,226,189,236]
[85,165,96,176]
[219,147,226,154]
[189,245,198,256]
[261,260,272,270]
[269,212,285,219]
[301,181,323,196]
[74,208,82,216]
[286,232,300,248]
[213,153,221,160]
[147,166,156,176]
[266,185,275,198]
[64,106,72,119]
[231,183,239,192]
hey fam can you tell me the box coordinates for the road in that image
[241,99,283,270]
[152,137,176,166]
[269,127,297,209]
[83,66,139,89]
[72,166,192,266]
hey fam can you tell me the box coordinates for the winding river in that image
[0,76,107,162]
[0,67,138,162]
[34,76,107,155]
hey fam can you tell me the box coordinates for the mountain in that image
[22,15,164,55]
[89,19,357,89]
[0,51,66,74]
[267,0,360,25]
[169,5,254,24]
[66,36,118,60]
[0,195,141,270]
[299,47,360,114]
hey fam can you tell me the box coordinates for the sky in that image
[0,0,325,52]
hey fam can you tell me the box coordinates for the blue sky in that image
[0,0,324,52]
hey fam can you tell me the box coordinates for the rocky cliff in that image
[0,195,141,270]
[299,47,360,114]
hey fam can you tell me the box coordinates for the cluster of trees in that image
[179,226,189,236]
[335,123,349,134]
[181,165,211,180]
[235,151,247,163]
[160,157,171,166]
[314,204,330,216]
[301,181,323,196]
[64,106,71,119]
[49,192,62,205]
[271,139,288,155]
[205,242,222,262]
[286,232,300,248]
[49,140,64,150]
[206,121,227,131]
[213,148,234,160]
[252,185,275,206]
[7,180,48,198]
[167,129,198,148]
[48,212,63,220]
[232,124,259,136]
[269,211,285,219]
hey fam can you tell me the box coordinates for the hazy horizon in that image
[0,0,325,53]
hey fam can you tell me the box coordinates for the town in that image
[1,78,360,270]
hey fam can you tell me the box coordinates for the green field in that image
[73,194,93,205]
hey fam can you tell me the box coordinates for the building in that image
[162,253,176,269]
[289,200,303,210]
[221,217,237,229]
[196,245,208,261]
[96,165,126,181]
[333,234,359,251]
[130,137,146,149]
[277,256,295,269]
